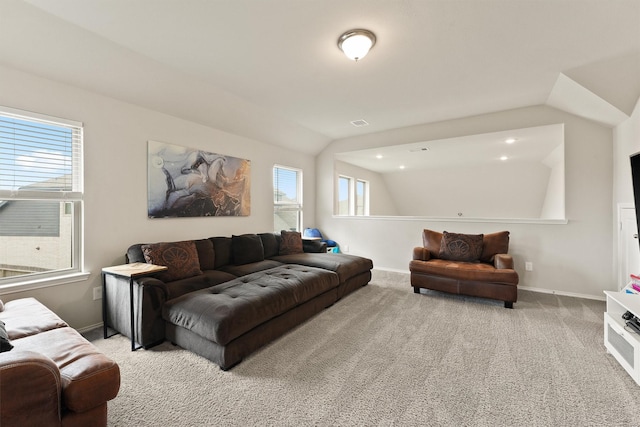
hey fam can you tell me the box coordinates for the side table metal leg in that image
[102,272,108,339]
[129,278,140,351]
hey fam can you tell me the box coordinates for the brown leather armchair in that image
[0,298,120,427]
[410,229,519,308]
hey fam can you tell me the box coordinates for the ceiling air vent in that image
[350,119,369,127]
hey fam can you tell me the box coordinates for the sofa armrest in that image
[494,254,514,270]
[413,247,431,261]
[303,239,327,253]
[0,350,62,427]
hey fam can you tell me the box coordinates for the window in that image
[337,175,352,216]
[0,106,83,287]
[356,179,369,216]
[273,165,302,232]
[337,176,369,216]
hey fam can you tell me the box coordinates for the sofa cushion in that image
[0,298,68,340]
[164,270,238,301]
[232,234,265,265]
[422,229,444,259]
[211,237,232,268]
[409,258,519,285]
[142,241,203,282]
[0,320,12,352]
[279,230,303,255]
[219,260,284,277]
[439,231,484,262]
[195,239,216,271]
[259,233,280,258]
[163,265,339,346]
[270,252,373,283]
[480,231,510,263]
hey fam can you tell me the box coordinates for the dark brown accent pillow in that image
[481,231,510,263]
[258,233,279,258]
[141,240,203,282]
[194,239,215,270]
[279,230,304,255]
[231,234,265,265]
[211,237,232,268]
[438,231,484,262]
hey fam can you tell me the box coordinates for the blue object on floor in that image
[304,228,338,250]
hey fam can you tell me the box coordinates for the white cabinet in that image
[604,291,640,385]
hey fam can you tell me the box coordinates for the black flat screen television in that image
[630,152,640,251]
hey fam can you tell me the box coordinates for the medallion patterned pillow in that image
[141,240,202,282]
[438,231,484,262]
[279,230,304,255]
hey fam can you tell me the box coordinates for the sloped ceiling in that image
[1,0,639,155]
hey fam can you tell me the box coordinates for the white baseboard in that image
[373,267,606,301]
[77,322,102,333]
[518,286,605,301]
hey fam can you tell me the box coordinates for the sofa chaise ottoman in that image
[164,264,340,369]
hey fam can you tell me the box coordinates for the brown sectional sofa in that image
[0,298,120,427]
[105,231,373,369]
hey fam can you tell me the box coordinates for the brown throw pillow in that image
[141,240,203,282]
[438,231,484,262]
[279,230,304,255]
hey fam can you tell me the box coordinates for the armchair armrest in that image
[413,247,431,261]
[0,350,62,427]
[494,254,514,270]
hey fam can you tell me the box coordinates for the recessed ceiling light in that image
[350,119,369,127]
[500,156,508,161]
[505,138,517,144]
[376,154,383,159]
[399,165,406,169]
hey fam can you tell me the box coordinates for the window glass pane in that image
[273,166,302,231]
[338,176,351,215]
[356,180,366,216]
[0,201,73,280]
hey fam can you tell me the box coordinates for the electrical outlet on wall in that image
[525,262,533,272]
[93,286,102,300]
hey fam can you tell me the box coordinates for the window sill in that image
[0,271,91,295]
[332,215,568,225]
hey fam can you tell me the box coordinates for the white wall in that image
[317,105,614,299]
[381,161,550,218]
[539,144,565,219]
[0,65,316,329]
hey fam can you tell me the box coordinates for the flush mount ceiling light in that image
[338,29,376,61]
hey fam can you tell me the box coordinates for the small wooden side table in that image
[101,263,168,351]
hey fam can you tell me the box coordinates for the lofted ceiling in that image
[1,0,639,155]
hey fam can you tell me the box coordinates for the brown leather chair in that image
[410,229,519,308]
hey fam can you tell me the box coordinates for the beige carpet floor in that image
[91,270,640,426]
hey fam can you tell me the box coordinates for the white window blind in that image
[0,107,83,198]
